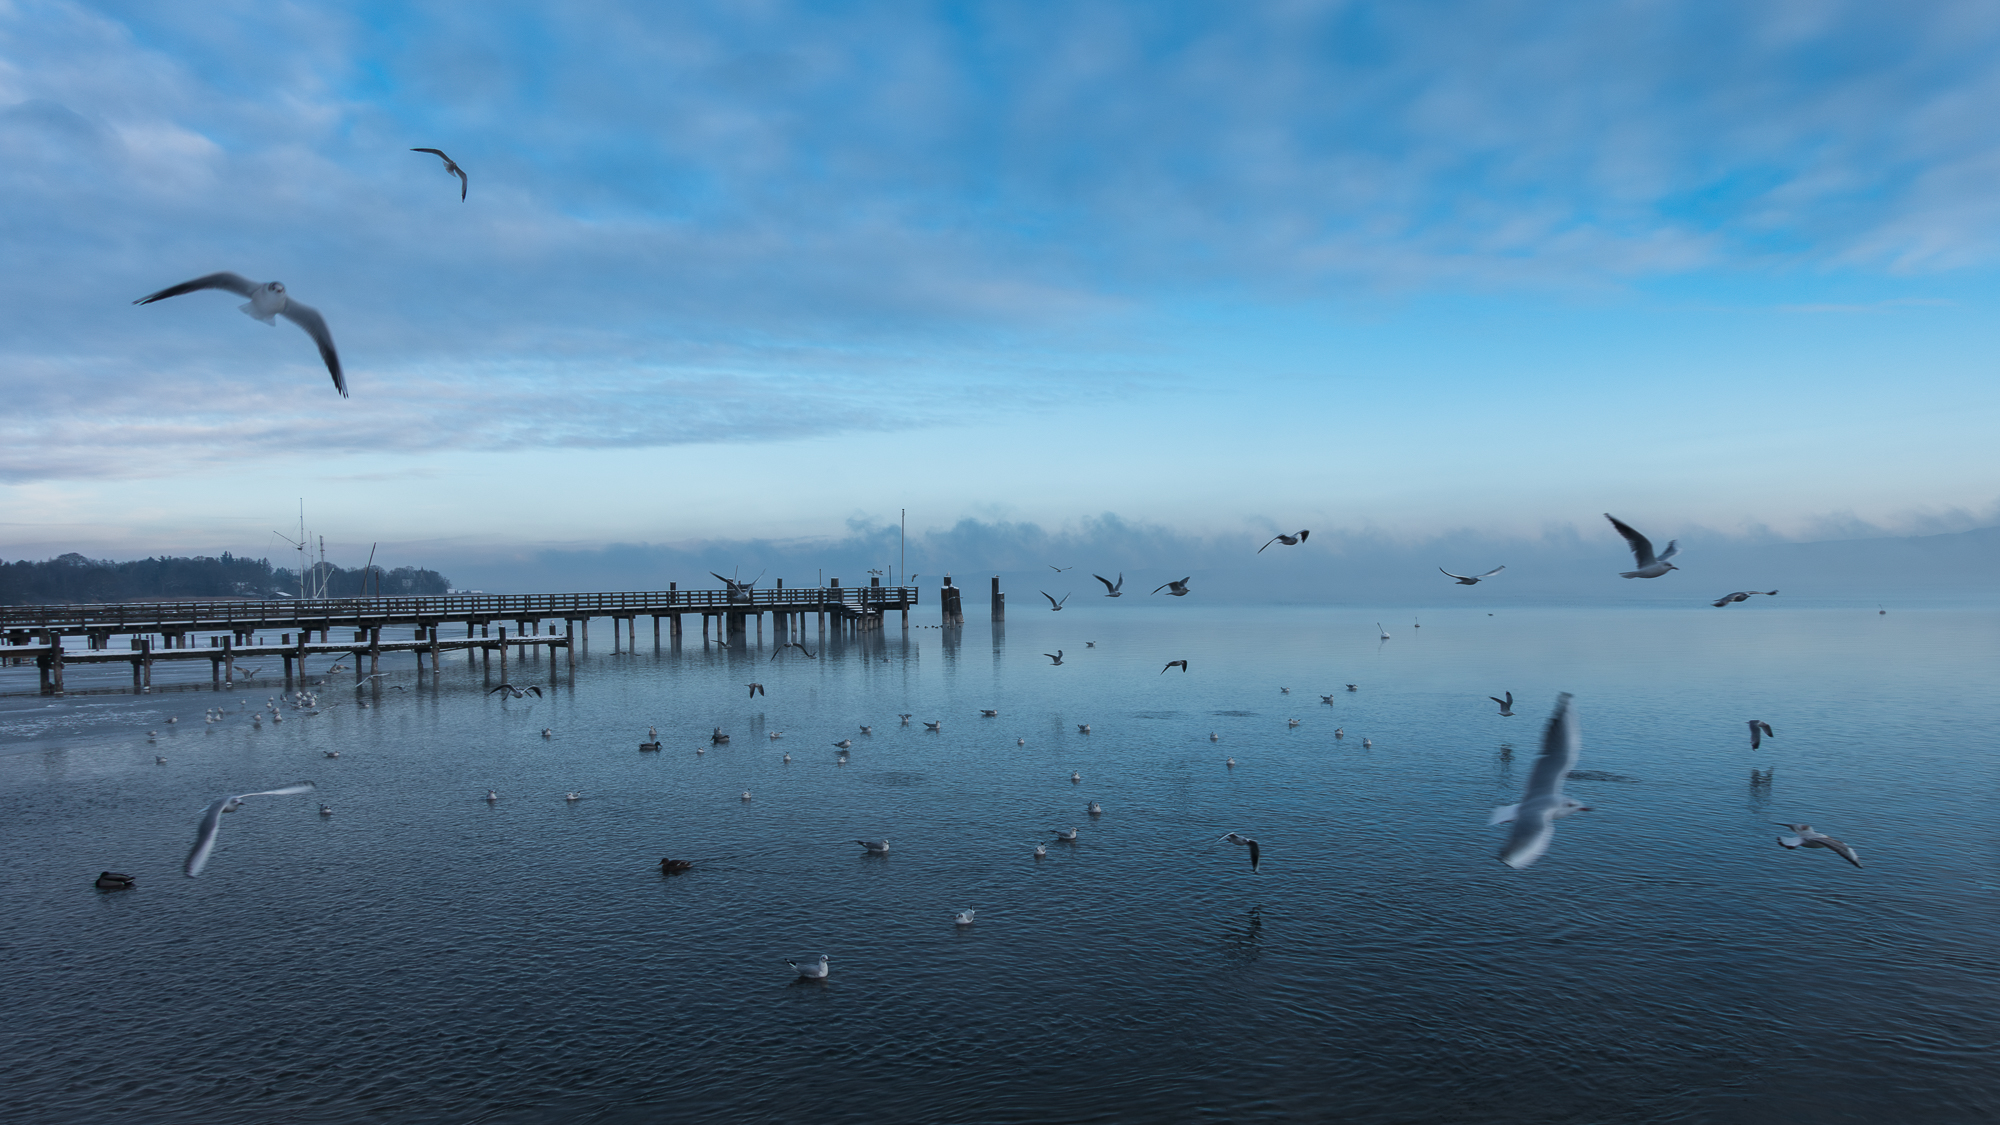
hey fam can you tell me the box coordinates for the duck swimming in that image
[660,858,692,875]
[95,871,136,891]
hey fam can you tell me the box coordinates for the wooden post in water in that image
[566,620,575,669]
[224,635,235,686]
[131,649,143,693]
[992,575,1004,621]
[370,627,381,676]
[941,576,964,625]
[498,627,507,680]
[431,626,441,674]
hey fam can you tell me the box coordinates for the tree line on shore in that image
[0,552,451,605]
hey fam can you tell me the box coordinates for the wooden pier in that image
[0,581,922,695]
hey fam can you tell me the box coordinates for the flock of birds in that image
[94,512,1864,985]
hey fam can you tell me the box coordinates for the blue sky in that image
[4,1,2000,575]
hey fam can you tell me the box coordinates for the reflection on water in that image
[3,605,1998,1124]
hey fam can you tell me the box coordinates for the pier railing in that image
[0,586,919,635]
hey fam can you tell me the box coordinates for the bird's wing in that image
[1476,566,1505,578]
[277,301,347,396]
[527,686,542,698]
[1819,837,1862,867]
[487,684,509,694]
[454,166,467,200]
[1497,818,1556,869]
[1603,514,1656,566]
[1058,593,1069,606]
[134,272,261,304]
[1439,568,1469,580]
[1258,537,1280,553]
[1152,582,1171,593]
[1490,697,1507,707]
[411,147,452,160]
[1521,693,1579,805]
[1246,840,1260,869]
[1297,530,1309,542]
[183,797,231,876]
[1042,591,1058,607]
[240,783,318,800]
[1094,573,1116,592]
[1657,540,1680,561]
[1712,594,1734,607]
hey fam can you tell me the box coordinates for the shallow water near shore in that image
[2,604,1996,1124]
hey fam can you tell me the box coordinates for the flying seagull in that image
[1491,693,1591,869]
[1258,530,1310,553]
[1490,692,1515,716]
[1044,650,1064,665]
[487,684,542,699]
[1162,659,1188,674]
[1049,564,1072,572]
[1153,577,1191,596]
[183,782,317,877]
[1041,591,1069,611]
[1605,513,1679,579]
[772,641,817,660]
[1713,590,1779,607]
[409,147,468,199]
[1440,565,1506,585]
[1775,823,1862,867]
[1094,573,1124,597]
[1219,832,1261,871]
[134,273,346,396]
[747,682,765,697]
[1748,720,1774,750]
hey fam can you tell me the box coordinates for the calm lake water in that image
[2,604,1996,1124]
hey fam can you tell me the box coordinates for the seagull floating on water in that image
[1775,823,1862,867]
[833,739,852,749]
[923,721,941,731]
[1492,693,1590,869]
[1087,801,1102,815]
[1153,577,1192,596]
[409,147,468,199]
[1440,565,1506,585]
[1605,513,1680,578]
[1071,771,1082,782]
[858,838,890,855]
[1378,623,1391,640]
[1748,720,1774,750]
[566,792,580,802]
[1094,573,1124,597]
[1053,828,1078,842]
[135,273,346,395]
[1714,590,1779,607]
[1219,832,1261,871]
[1258,530,1309,553]
[953,909,976,926]
[787,955,830,980]
[1491,692,1515,716]
[485,790,499,802]
[979,709,998,717]
[183,782,317,877]
[1076,725,1090,734]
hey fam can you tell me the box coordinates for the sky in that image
[4,1,2000,587]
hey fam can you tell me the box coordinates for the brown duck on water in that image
[660,859,692,875]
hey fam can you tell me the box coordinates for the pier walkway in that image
[0,580,923,695]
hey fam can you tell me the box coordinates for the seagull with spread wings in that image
[1153,577,1191,597]
[1041,590,1069,611]
[1713,590,1779,607]
[183,782,317,877]
[1604,513,1680,578]
[134,273,346,396]
[1491,693,1591,869]
[1258,530,1309,553]
[1162,659,1188,674]
[1440,565,1506,585]
[1093,572,1124,597]
[410,147,468,199]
